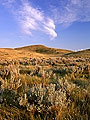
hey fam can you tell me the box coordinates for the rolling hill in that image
[0,45,90,59]
[15,45,72,56]
[63,49,90,58]
[0,48,44,60]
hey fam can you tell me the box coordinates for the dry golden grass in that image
[64,49,90,58]
[0,45,73,60]
[0,48,46,60]
[15,45,72,57]
[0,45,90,120]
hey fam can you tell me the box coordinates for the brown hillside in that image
[15,45,72,56]
[63,49,90,58]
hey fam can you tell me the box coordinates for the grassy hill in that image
[0,45,90,120]
[63,49,90,58]
[0,48,44,60]
[0,45,90,59]
[0,45,72,59]
[15,45,72,56]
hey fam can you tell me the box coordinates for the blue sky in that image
[0,0,90,50]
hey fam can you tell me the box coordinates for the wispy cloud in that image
[43,18,57,39]
[0,0,15,6]
[17,2,57,39]
[51,0,90,26]
[1,0,90,39]
[1,0,57,39]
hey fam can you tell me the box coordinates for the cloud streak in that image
[51,0,90,26]
[1,0,57,39]
[18,2,57,39]
[1,0,90,39]
[0,0,15,6]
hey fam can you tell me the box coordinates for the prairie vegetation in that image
[0,45,90,120]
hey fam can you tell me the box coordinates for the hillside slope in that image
[0,48,44,60]
[15,45,72,56]
[0,45,89,59]
[64,49,90,58]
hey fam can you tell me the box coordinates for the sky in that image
[0,0,90,50]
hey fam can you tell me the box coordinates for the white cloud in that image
[0,0,57,39]
[51,0,90,26]
[43,18,57,39]
[1,0,90,33]
[0,0,15,6]
[17,2,57,39]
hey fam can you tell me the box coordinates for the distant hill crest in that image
[15,45,72,55]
